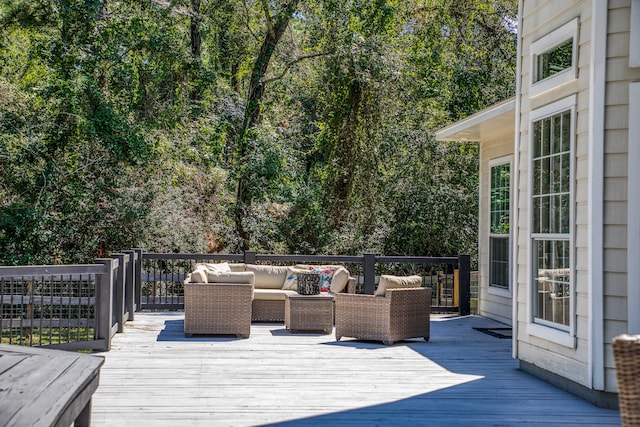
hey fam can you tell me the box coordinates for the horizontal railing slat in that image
[1,318,94,328]
[0,295,96,305]
[0,264,106,279]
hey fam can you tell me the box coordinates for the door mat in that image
[473,327,512,339]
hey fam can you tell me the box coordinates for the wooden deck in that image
[91,313,621,426]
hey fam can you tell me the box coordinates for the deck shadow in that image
[156,319,247,342]
[260,316,620,426]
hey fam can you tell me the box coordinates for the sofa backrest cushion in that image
[228,263,247,272]
[246,264,290,289]
[208,271,255,284]
[374,274,422,296]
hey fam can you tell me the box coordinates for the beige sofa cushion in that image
[253,289,298,301]
[228,263,247,272]
[246,264,290,289]
[208,271,255,284]
[374,275,422,296]
[330,267,350,293]
[189,267,208,283]
[198,262,231,273]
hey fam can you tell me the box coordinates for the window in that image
[489,160,511,290]
[529,18,578,97]
[535,39,573,82]
[530,97,574,332]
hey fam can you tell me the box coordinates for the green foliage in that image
[1,0,517,264]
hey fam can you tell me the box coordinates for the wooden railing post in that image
[133,248,143,312]
[95,258,115,351]
[458,254,471,316]
[111,253,126,333]
[244,251,257,265]
[363,253,376,295]
[123,250,136,321]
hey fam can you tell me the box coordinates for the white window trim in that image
[629,83,640,334]
[529,18,579,97]
[631,0,640,68]
[526,95,577,348]
[488,155,513,298]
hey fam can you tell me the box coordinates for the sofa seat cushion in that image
[246,264,290,289]
[253,289,298,301]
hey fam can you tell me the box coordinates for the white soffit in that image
[435,98,515,142]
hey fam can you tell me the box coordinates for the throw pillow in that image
[282,267,308,291]
[309,267,333,292]
[374,274,422,296]
[297,271,322,295]
[189,267,208,283]
[329,267,350,293]
[201,262,231,274]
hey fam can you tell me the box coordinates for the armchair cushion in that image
[374,274,422,296]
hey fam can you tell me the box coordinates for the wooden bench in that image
[0,344,104,427]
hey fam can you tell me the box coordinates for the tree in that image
[232,0,301,251]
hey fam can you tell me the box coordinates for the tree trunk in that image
[234,1,300,250]
[190,0,202,101]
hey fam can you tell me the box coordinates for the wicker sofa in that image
[334,275,431,345]
[184,263,356,324]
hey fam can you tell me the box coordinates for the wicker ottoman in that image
[285,294,334,334]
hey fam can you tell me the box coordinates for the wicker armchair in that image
[613,334,640,427]
[184,283,254,338]
[334,287,431,345]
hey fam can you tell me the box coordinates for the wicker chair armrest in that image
[386,287,432,304]
[334,293,390,315]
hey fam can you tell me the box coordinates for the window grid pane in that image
[532,111,571,235]
[490,237,509,288]
[531,107,572,329]
[490,163,510,234]
[490,162,510,289]
[533,239,570,326]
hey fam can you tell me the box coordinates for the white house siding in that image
[602,0,640,391]
[479,140,513,325]
[515,0,593,388]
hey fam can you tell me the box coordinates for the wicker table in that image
[285,293,334,334]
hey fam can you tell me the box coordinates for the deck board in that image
[91,313,620,426]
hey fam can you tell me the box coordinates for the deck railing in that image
[138,252,471,314]
[1,250,471,350]
[0,250,141,351]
